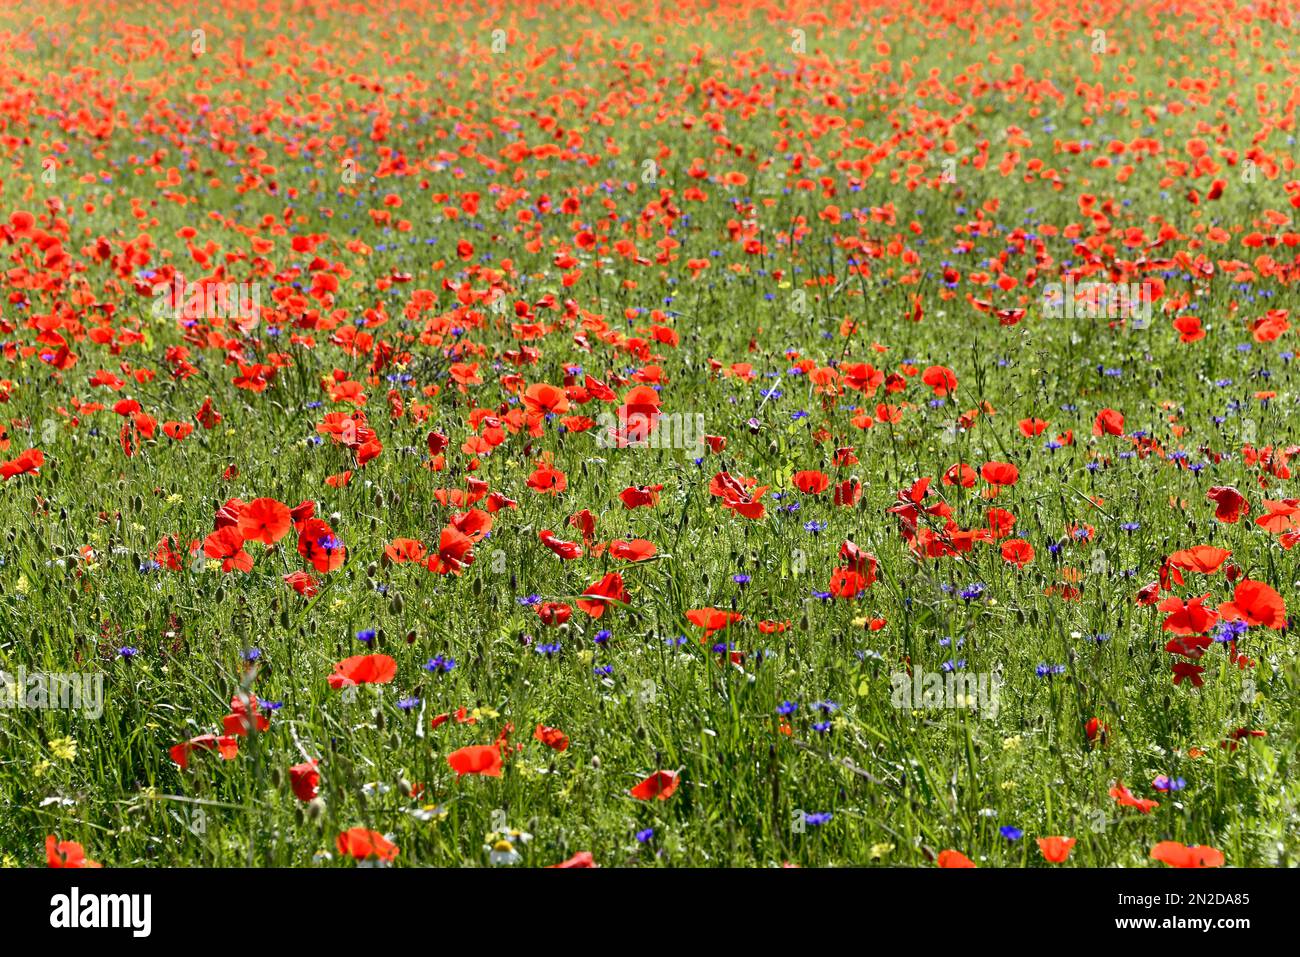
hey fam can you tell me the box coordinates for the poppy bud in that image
[398,778,413,797]
[590,756,600,769]
[389,593,404,614]
[472,576,483,597]
[307,797,326,820]
[270,768,283,788]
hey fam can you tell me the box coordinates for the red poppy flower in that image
[384,537,428,564]
[1000,538,1035,568]
[838,541,879,583]
[1172,314,1205,343]
[523,382,571,417]
[685,607,743,638]
[327,654,397,689]
[237,497,292,545]
[828,567,869,599]
[792,470,830,494]
[169,733,240,769]
[936,849,976,868]
[1256,498,1300,534]
[1037,836,1075,863]
[1218,579,1286,629]
[549,851,597,868]
[46,835,101,869]
[1171,661,1206,687]
[942,463,976,488]
[980,461,1019,486]
[222,694,271,736]
[1085,717,1109,744]
[1150,841,1224,868]
[921,365,957,397]
[619,484,664,509]
[526,463,567,494]
[1167,545,1230,575]
[297,517,346,573]
[534,724,570,751]
[630,770,679,801]
[539,529,584,560]
[447,744,504,777]
[426,526,475,575]
[568,508,597,544]
[609,538,657,561]
[538,601,572,626]
[0,447,45,480]
[1093,408,1125,437]
[289,760,320,801]
[283,571,320,597]
[833,478,862,506]
[1109,782,1159,814]
[194,396,222,429]
[1206,486,1249,523]
[1158,593,1218,635]
[203,526,253,573]
[576,572,628,618]
[336,828,399,862]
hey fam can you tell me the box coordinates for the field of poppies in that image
[2,0,1299,870]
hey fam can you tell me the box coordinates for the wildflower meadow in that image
[0,0,1298,891]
